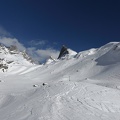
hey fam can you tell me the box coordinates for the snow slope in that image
[0,42,120,120]
[0,45,34,73]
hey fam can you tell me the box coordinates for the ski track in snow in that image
[0,42,120,119]
[0,80,120,120]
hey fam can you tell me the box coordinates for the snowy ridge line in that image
[0,42,120,119]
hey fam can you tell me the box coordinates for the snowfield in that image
[0,42,120,120]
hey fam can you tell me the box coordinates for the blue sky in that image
[0,0,120,62]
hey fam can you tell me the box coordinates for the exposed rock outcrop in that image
[58,45,77,59]
[58,45,69,59]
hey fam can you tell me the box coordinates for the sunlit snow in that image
[0,42,120,120]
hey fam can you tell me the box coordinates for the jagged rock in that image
[0,64,8,69]
[58,45,69,59]
[0,45,35,72]
[58,45,77,59]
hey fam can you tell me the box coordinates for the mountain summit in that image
[0,45,34,72]
[58,45,77,59]
[0,42,120,119]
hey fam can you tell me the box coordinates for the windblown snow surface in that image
[1,42,120,120]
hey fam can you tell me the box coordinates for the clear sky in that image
[0,0,120,62]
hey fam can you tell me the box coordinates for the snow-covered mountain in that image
[58,45,77,59]
[0,42,120,120]
[0,44,34,72]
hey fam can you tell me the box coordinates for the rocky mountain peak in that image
[58,45,69,59]
[58,45,77,59]
[0,45,35,72]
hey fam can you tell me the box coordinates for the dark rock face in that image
[58,45,69,59]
